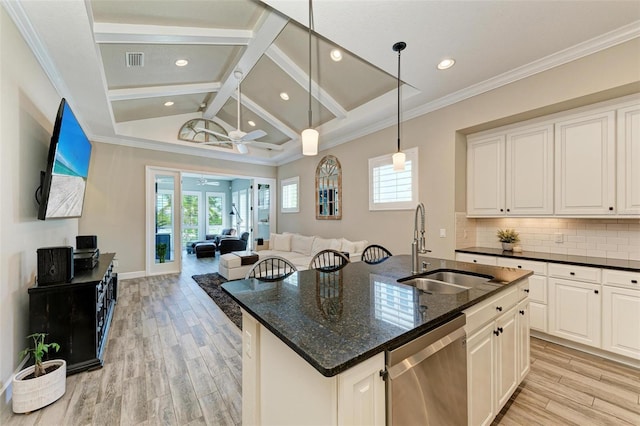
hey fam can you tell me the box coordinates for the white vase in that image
[501,242,514,251]
[12,359,66,414]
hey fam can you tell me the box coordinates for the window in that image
[281,176,299,213]
[206,192,225,235]
[368,147,418,210]
[181,191,200,247]
[156,190,173,233]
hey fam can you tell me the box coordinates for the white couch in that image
[218,233,368,280]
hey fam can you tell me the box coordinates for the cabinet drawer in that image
[603,269,640,289]
[497,258,547,275]
[465,286,518,333]
[548,263,601,283]
[456,253,497,266]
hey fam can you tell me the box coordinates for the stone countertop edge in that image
[221,255,532,378]
[456,247,640,272]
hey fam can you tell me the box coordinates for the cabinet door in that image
[505,124,554,215]
[548,278,602,347]
[602,286,640,360]
[467,322,495,426]
[467,135,505,216]
[494,307,518,411]
[516,299,531,380]
[529,302,547,332]
[337,353,385,426]
[555,110,616,215]
[617,103,640,216]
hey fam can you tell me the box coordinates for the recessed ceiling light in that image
[247,120,256,127]
[280,92,289,101]
[164,101,174,106]
[437,58,455,70]
[175,59,188,67]
[330,49,342,62]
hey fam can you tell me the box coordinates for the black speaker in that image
[76,235,97,250]
[37,246,74,285]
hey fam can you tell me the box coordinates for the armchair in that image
[218,232,250,255]
[212,228,236,245]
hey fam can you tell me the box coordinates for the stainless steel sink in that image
[398,269,493,293]
[404,278,471,294]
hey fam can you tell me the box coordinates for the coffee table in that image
[219,250,259,280]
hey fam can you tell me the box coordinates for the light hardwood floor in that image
[4,254,639,425]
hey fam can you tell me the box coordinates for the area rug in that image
[192,273,242,330]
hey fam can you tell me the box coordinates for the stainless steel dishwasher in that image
[386,314,467,425]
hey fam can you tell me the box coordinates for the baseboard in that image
[116,270,146,280]
[0,356,29,418]
[531,331,640,369]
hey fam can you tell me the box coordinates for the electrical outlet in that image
[554,233,563,243]
[439,229,446,238]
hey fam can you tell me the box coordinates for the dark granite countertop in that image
[456,247,640,272]
[221,255,531,377]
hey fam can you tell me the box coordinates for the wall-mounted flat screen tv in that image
[37,98,92,220]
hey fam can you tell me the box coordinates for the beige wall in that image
[277,39,640,259]
[79,143,276,274]
[0,8,79,412]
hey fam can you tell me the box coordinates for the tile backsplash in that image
[455,213,640,261]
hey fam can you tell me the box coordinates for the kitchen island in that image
[222,255,532,425]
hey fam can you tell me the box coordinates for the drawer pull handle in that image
[494,330,500,336]
[497,327,503,334]
[519,310,525,315]
[473,260,477,263]
[517,265,522,268]
[632,280,638,284]
[496,306,503,312]
[609,206,614,211]
[524,289,530,293]
[594,290,599,294]
[570,272,575,276]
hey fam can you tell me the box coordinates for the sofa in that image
[218,232,368,280]
[219,232,250,255]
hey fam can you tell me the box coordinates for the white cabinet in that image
[467,134,505,216]
[467,124,553,217]
[337,353,386,426]
[464,284,528,426]
[554,110,616,215]
[505,124,554,215]
[548,277,602,347]
[516,298,531,380]
[497,258,548,332]
[602,269,640,360]
[456,252,497,266]
[617,103,640,215]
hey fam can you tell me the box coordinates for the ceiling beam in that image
[231,93,299,140]
[203,10,288,119]
[265,44,347,119]
[93,22,252,45]
[108,82,221,101]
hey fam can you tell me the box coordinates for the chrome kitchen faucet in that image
[412,202,431,273]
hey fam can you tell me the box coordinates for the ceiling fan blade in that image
[244,141,285,151]
[241,129,267,141]
[201,140,231,146]
[195,127,231,140]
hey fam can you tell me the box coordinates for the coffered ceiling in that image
[5,0,640,165]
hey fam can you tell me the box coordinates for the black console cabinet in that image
[28,253,117,375]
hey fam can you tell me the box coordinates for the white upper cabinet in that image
[506,124,554,215]
[555,110,616,215]
[467,134,505,216]
[617,103,640,215]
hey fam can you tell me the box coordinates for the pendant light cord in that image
[307,0,314,129]
[397,46,401,152]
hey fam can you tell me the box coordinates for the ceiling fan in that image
[196,70,284,154]
[196,176,220,186]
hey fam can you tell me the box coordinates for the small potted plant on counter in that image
[12,333,66,414]
[497,228,519,251]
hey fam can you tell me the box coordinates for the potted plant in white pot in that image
[497,228,520,251]
[12,333,66,414]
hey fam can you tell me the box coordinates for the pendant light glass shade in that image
[302,0,318,156]
[392,151,406,171]
[302,128,319,156]
[392,41,406,171]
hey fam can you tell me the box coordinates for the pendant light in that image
[301,0,318,156]
[392,41,406,171]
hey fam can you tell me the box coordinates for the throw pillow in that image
[291,234,315,256]
[312,237,337,254]
[341,238,357,254]
[272,233,292,252]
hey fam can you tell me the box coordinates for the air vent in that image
[126,52,144,67]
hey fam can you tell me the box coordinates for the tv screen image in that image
[37,99,92,220]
